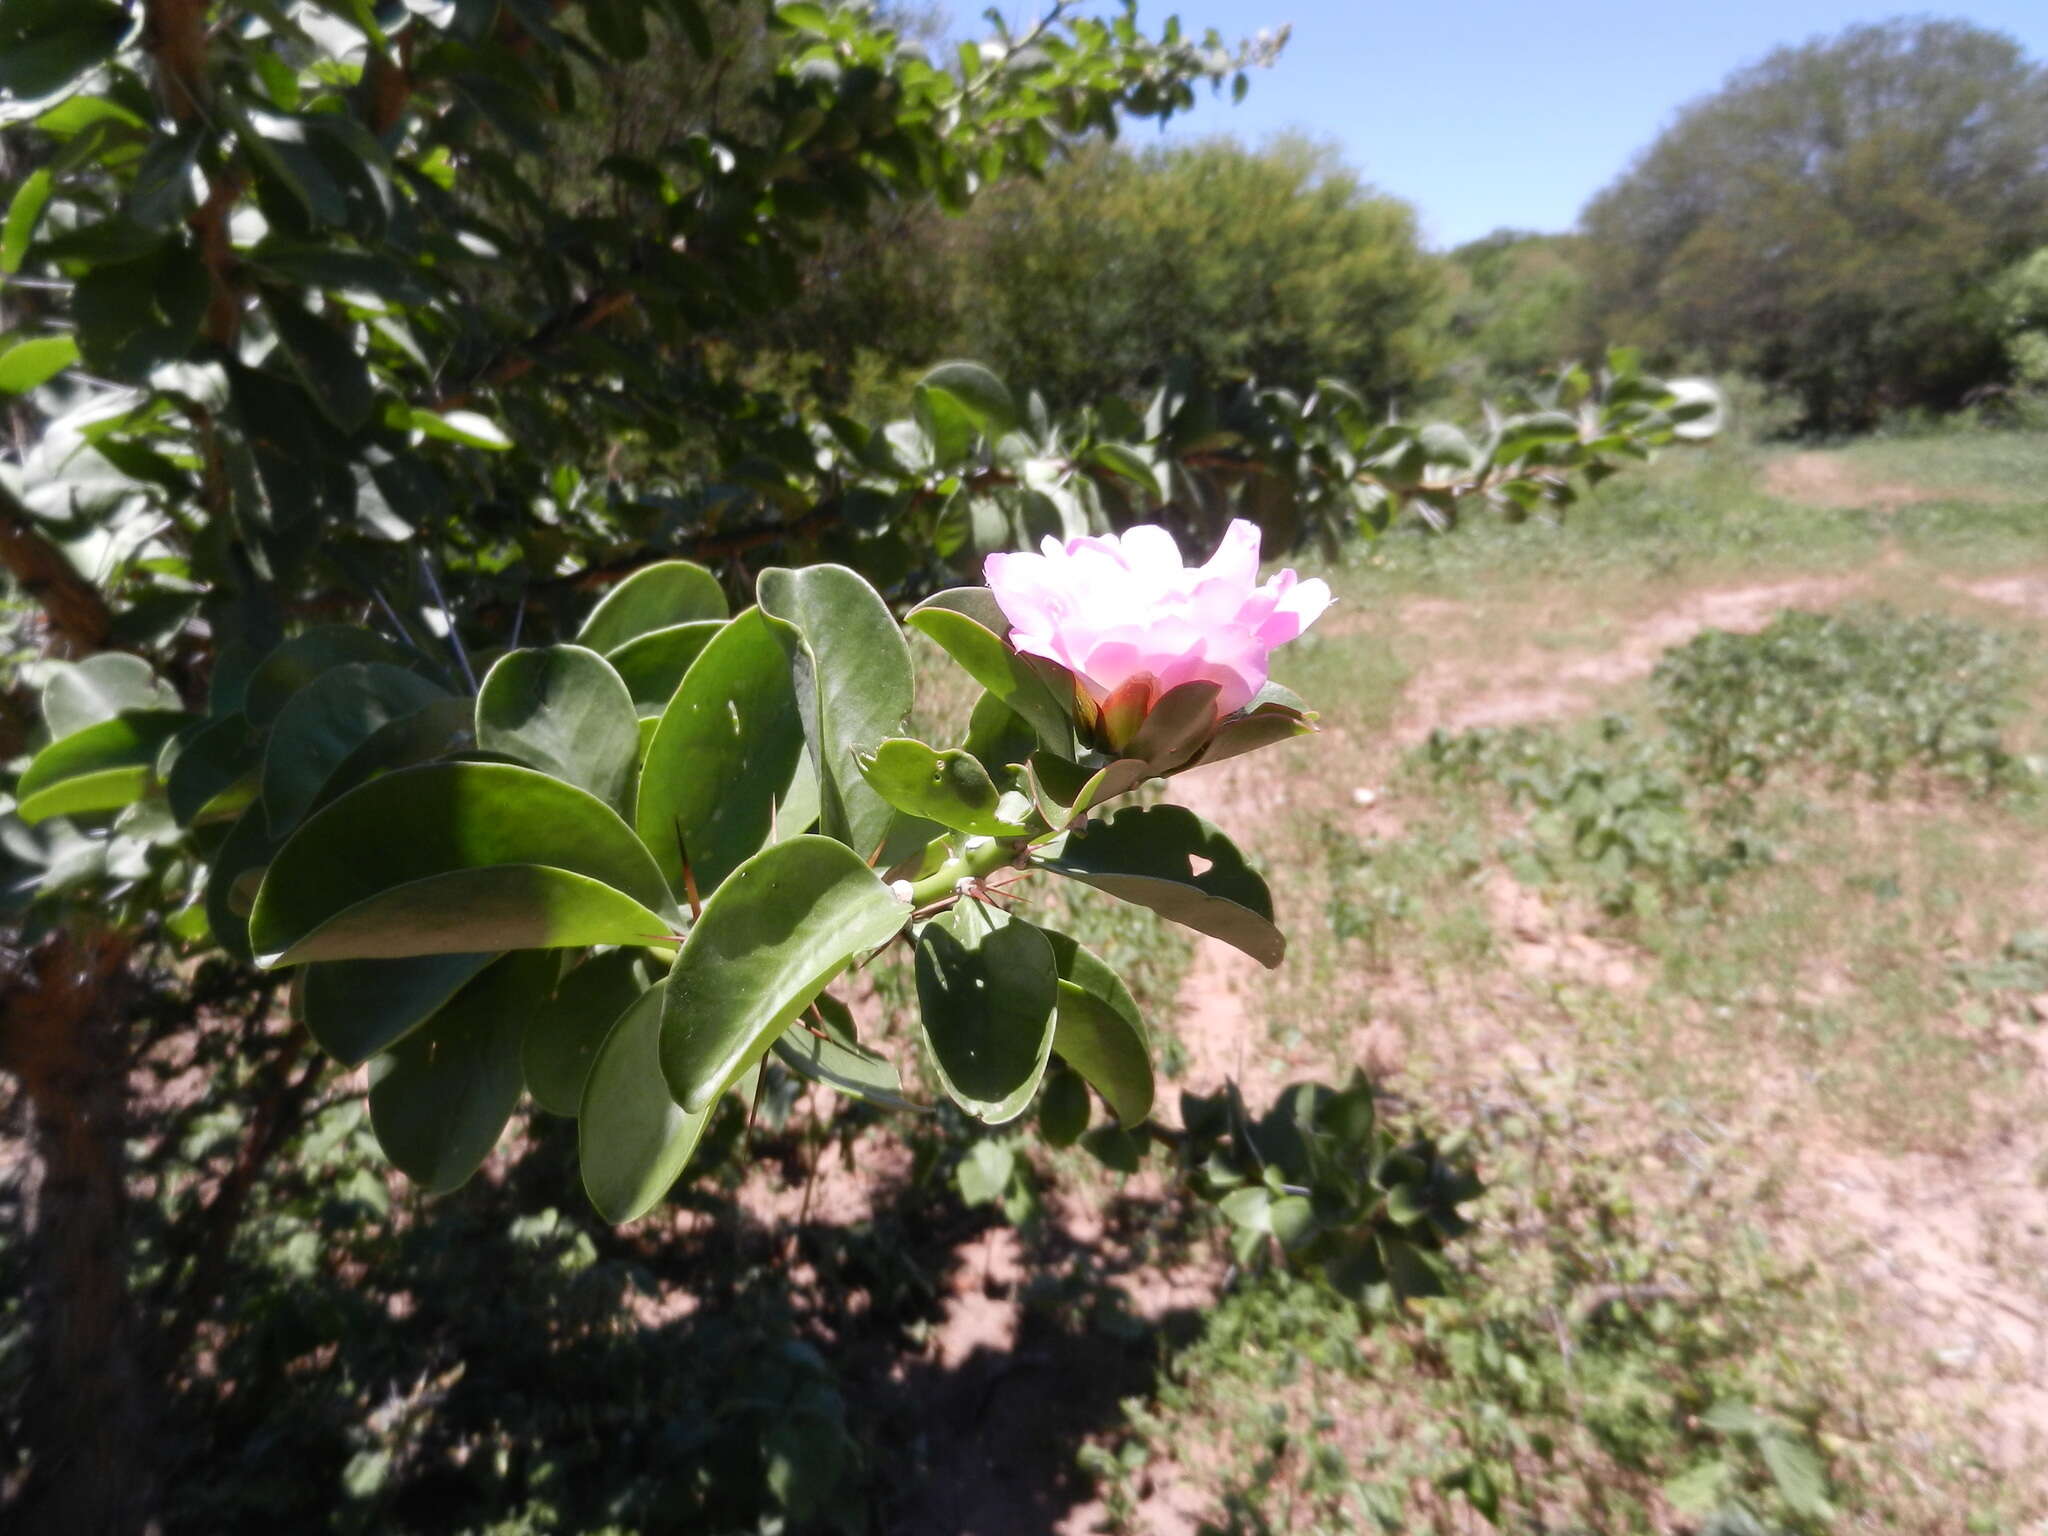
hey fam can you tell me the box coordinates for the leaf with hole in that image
[856,738,1030,836]
[1041,803,1283,968]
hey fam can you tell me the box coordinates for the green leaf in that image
[475,645,639,811]
[773,1028,922,1111]
[917,361,1019,436]
[0,334,77,393]
[1038,1067,1090,1146]
[1378,1234,1446,1301]
[43,653,180,739]
[637,608,807,901]
[249,762,678,965]
[398,406,513,451]
[577,560,728,653]
[369,951,552,1194]
[524,948,648,1115]
[0,0,128,99]
[915,902,1059,1125]
[1043,929,1153,1126]
[579,979,720,1223]
[300,953,499,1067]
[243,627,410,726]
[261,663,446,835]
[205,804,281,965]
[310,695,474,814]
[1760,1433,1831,1519]
[956,1138,1015,1205]
[905,593,1075,753]
[167,713,260,826]
[259,866,673,967]
[856,738,1030,836]
[758,564,916,860]
[1,167,52,273]
[1188,702,1316,771]
[961,690,1037,778]
[1041,804,1284,968]
[16,710,186,824]
[604,619,724,714]
[263,294,375,433]
[659,835,909,1113]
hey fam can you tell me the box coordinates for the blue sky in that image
[1074,3,2048,248]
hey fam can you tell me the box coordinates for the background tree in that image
[773,133,1447,413]
[1579,18,2048,430]
[1442,229,1591,396]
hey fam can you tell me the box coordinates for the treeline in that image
[709,15,2048,437]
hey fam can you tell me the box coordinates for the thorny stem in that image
[905,836,1033,909]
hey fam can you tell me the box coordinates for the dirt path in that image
[1760,451,1946,510]
[1393,574,1867,744]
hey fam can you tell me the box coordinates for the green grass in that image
[1076,428,2048,1535]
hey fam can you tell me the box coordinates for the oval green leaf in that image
[636,607,806,901]
[605,619,725,714]
[579,979,717,1224]
[167,712,260,826]
[262,662,446,835]
[914,903,1059,1125]
[300,952,500,1067]
[1043,929,1154,1127]
[758,563,917,860]
[659,835,910,1113]
[905,598,1075,754]
[249,761,678,965]
[475,645,639,811]
[243,627,410,727]
[856,737,1029,836]
[524,948,650,1115]
[16,710,187,824]
[577,560,728,653]
[368,951,553,1194]
[43,654,181,739]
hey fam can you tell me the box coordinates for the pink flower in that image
[983,520,1333,741]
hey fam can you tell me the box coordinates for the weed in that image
[1653,606,2028,795]
[1417,717,1764,916]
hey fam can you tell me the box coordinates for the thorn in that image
[865,833,888,868]
[745,1062,765,1144]
[672,816,703,921]
[639,932,686,947]
[769,791,781,845]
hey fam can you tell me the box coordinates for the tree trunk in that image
[3,926,160,1536]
